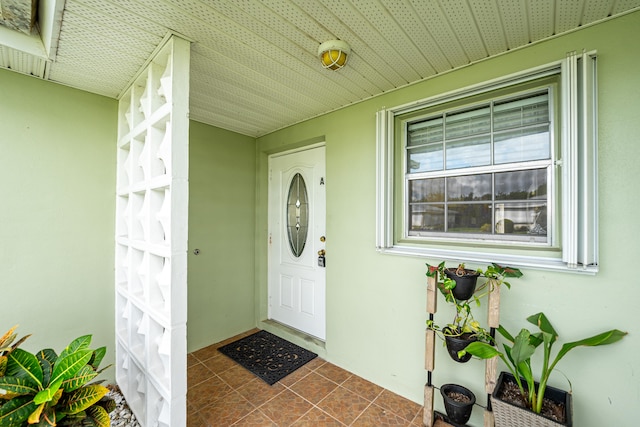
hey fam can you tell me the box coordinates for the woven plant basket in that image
[492,372,572,427]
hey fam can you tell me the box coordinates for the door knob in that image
[318,249,326,256]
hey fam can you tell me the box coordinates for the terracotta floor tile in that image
[341,375,384,402]
[218,364,262,389]
[290,372,339,404]
[351,403,409,426]
[232,408,278,426]
[188,362,214,387]
[237,378,286,407]
[188,374,233,412]
[187,332,429,427]
[192,344,220,362]
[277,366,311,387]
[316,386,370,425]
[373,389,422,422]
[188,409,207,427]
[411,408,425,426]
[258,389,313,427]
[188,353,199,367]
[302,357,326,371]
[193,330,259,363]
[291,407,345,426]
[203,353,238,374]
[315,362,352,385]
[198,390,255,427]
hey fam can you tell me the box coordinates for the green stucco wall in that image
[0,70,259,379]
[0,69,117,379]
[187,121,256,351]
[256,12,640,426]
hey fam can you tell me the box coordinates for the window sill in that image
[376,244,598,275]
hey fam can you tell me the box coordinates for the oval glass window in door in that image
[286,173,309,257]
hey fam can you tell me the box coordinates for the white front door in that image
[268,146,326,340]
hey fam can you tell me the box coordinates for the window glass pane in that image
[494,126,550,163]
[407,144,443,173]
[446,135,491,169]
[445,106,490,139]
[495,169,547,201]
[400,84,553,245]
[408,117,443,146]
[447,203,492,233]
[494,93,549,131]
[409,204,444,232]
[409,178,444,202]
[494,202,547,236]
[447,174,492,201]
[286,173,309,257]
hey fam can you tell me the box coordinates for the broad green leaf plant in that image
[0,326,31,378]
[460,312,627,415]
[425,262,523,343]
[0,329,115,427]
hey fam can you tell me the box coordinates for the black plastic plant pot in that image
[443,330,477,363]
[441,383,476,425]
[444,268,479,300]
[492,371,573,427]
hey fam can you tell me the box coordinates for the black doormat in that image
[218,330,317,385]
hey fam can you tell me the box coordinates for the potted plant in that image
[0,326,115,427]
[426,262,523,363]
[440,383,476,425]
[460,312,627,426]
[443,263,480,301]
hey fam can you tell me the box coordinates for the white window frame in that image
[402,87,555,245]
[376,52,598,274]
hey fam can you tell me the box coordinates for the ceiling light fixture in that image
[318,40,350,70]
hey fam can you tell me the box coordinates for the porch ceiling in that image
[1,0,639,137]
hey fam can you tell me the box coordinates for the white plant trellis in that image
[115,34,190,427]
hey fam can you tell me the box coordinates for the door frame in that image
[266,142,327,340]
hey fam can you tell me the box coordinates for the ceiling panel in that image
[582,0,616,23]
[0,44,47,77]
[556,0,585,33]
[467,0,507,56]
[410,0,470,69]
[527,0,555,42]
[293,0,408,88]
[439,0,488,62]
[498,0,531,48]
[1,0,639,137]
[345,0,432,80]
[380,0,452,73]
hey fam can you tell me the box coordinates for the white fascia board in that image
[0,24,46,58]
[38,0,65,59]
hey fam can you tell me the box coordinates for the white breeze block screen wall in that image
[114,35,190,427]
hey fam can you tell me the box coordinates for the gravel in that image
[107,385,142,427]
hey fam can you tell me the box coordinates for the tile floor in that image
[187,329,426,426]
